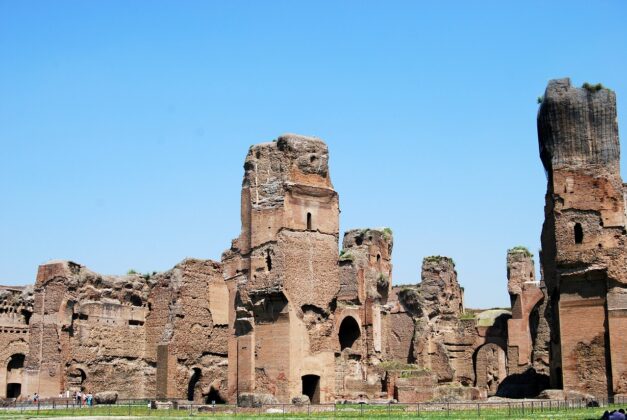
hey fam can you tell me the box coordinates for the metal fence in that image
[0,396,624,417]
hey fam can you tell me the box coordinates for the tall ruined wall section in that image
[335,228,393,399]
[20,258,228,400]
[146,259,229,402]
[538,78,627,398]
[386,257,488,400]
[23,261,155,398]
[223,134,340,404]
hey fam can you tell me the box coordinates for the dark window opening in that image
[376,254,381,263]
[266,249,272,271]
[574,223,584,244]
[21,309,32,325]
[205,387,226,404]
[6,383,21,399]
[7,354,24,371]
[355,236,363,246]
[130,295,143,307]
[301,375,320,404]
[78,313,88,321]
[128,319,144,326]
[188,368,202,401]
[307,212,312,231]
[339,316,361,350]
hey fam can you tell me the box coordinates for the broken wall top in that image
[538,78,619,173]
[507,247,536,296]
[242,134,333,209]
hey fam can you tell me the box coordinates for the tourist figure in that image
[33,393,39,403]
[87,393,93,406]
[76,391,82,406]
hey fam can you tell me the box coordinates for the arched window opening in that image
[7,354,24,371]
[376,254,381,264]
[307,212,312,231]
[574,223,584,244]
[339,316,361,350]
[188,368,202,401]
[266,249,272,271]
[301,375,320,404]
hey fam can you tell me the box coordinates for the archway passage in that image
[6,354,25,398]
[302,375,320,404]
[474,343,507,395]
[339,316,361,350]
[188,368,201,401]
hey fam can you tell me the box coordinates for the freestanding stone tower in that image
[538,78,627,398]
[222,134,341,403]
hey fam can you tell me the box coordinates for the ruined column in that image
[538,78,627,397]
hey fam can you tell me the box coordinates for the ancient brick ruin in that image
[538,78,627,399]
[0,78,624,404]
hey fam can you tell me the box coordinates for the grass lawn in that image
[0,402,613,419]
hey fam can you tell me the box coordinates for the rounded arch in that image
[5,353,25,398]
[6,353,25,371]
[474,343,507,395]
[67,366,87,392]
[338,316,361,350]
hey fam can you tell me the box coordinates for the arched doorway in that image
[474,343,507,395]
[301,374,320,404]
[6,354,25,398]
[188,368,201,401]
[339,316,361,350]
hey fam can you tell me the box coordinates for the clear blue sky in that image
[1,1,626,308]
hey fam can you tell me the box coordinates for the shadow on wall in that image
[496,368,550,398]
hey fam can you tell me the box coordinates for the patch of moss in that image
[339,250,354,262]
[508,246,533,258]
[424,255,455,267]
[459,312,475,320]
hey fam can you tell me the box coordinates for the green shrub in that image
[127,269,138,275]
[537,95,544,104]
[582,82,604,92]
